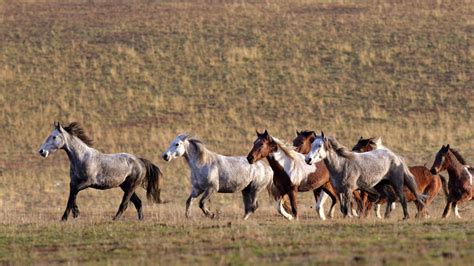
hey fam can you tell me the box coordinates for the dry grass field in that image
[1,0,473,264]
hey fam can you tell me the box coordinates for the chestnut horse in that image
[247,130,336,220]
[352,137,448,218]
[430,145,472,218]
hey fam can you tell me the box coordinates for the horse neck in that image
[183,141,207,168]
[446,152,464,178]
[271,146,294,168]
[63,135,96,164]
[323,148,346,174]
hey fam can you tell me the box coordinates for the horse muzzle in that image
[39,149,49,158]
[246,155,254,164]
[305,157,312,165]
[162,153,171,162]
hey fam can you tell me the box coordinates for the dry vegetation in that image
[0,0,473,264]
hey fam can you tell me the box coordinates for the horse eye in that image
[53,136,57,140]
[175,143,179,147]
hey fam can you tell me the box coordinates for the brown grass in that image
[0,0,473,264]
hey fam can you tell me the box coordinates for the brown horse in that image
[247,130,337,220]
[353,137,448,218]
[430,145,472,218]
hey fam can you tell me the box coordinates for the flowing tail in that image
[267,181,293,214]
[438,173,449,199]
[140,158,163,203]
[402,162,427,205]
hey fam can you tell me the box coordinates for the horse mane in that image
[271,137,298,160]
[327,137,354,159]
[449,148,468,165]
[181,134,217,165]
[299,130,316,138]
[63,122,93,146]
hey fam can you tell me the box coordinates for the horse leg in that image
[322,186,338,219]
[313,188,327,220]
[442,199,453,218]
[61,184,79,221]
[113,184,136,220]
[130,193,143,220]
[288,188,299,220]
[185,189,203,218]
[340,189,354,218]
[277,196,294,220]
[394,184,409,220]
[199,188,216,219]
[118,184,143,220]
[453,201,461,218]
[242,184,258,220]
[374,203,382,219]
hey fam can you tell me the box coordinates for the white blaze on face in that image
[306,138,326,164]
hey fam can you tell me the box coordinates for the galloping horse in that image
[247,130,333,220]
[162,134,273,220]
[430,145,472,218]
[353,136,448,218]
[305,133,426,219]
[38,122,163,221]
[293,130,359,218]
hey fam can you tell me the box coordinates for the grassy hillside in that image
[0,0,473,264]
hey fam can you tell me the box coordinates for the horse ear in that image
[263,129,269,137]
[312,131,317,138]
[54,121,61,130]
[359,136,363,140]
[446,144,450,150]
[256,130,261,136]
[296,130,300,136]
[321,131,325,138]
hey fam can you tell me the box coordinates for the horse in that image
[430,145,473,218]
[162,134,273,220]
[352,136,448,218]
[305,132,426,219]
[293,130,359,218]
[38,122,163,221]
[247,130,333,220]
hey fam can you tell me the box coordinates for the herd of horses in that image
[38,122,473,221]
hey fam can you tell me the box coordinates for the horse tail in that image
[139,158,163,203]
[402,162,427,205]
[438,173,449,199]
[266,181,293,214]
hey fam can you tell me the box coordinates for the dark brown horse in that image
[430,145,472,218]
[353,137,448,218]
[247,130,337,220]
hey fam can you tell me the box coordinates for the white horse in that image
[38,122,163,221]
[306,133,426,219]
[162,134,273,220]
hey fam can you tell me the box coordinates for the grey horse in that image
[38,122,163,221]
[305,132,426,219]
[162,134,273,220]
